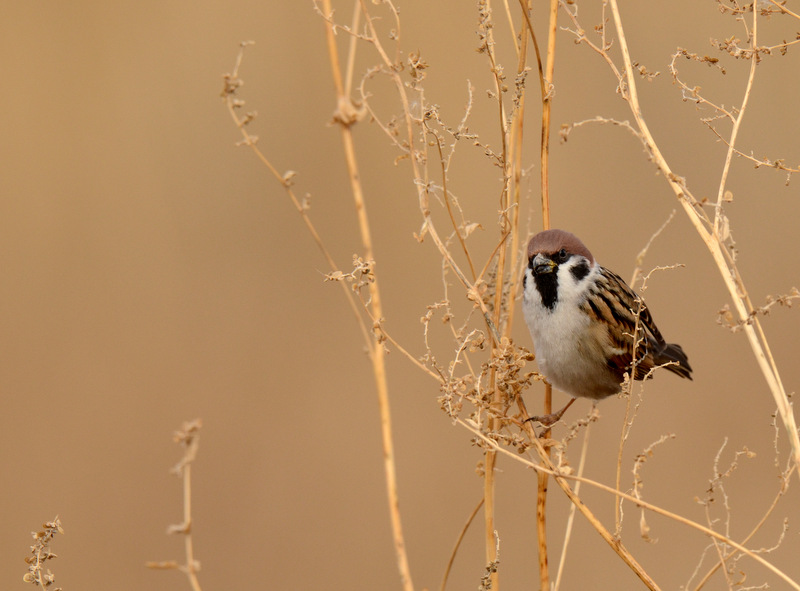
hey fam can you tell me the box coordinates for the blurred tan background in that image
[2,1,799,589]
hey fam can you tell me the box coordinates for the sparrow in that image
[522,229,692,424]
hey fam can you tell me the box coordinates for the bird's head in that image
[528,229,594,274]
[524,229,596,309]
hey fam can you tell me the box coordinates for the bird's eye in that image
[557,248,568,262]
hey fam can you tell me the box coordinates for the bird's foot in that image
[524,397,576,428]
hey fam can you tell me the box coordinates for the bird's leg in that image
[525,397,576,427]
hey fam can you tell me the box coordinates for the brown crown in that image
[527,229,595,264]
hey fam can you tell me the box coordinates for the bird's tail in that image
[654,342,693,380]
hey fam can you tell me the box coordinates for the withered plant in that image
[221,1,799,589]
[147,419,203,591]
[23,517,64,591]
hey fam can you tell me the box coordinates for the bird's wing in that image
[589,268,660,381]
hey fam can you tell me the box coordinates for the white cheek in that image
[522,268,544,315]
[555,261,595,305]
[522,268,535,301]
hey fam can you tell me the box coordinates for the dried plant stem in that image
[517,0,546,101]
[502,0,520,55]
[480,2,512,586]
[426,126,478,281]
[690,465,794,590]
[503,5,530,332]
[534,385,553,590]
[350,2,503,346]
[483,1,542,583]
[319,2,413,589]
[172,425,202,591]
[23,517,64,590]
[534,2,559,588]
[553,423,592,591]
[483,450,499,589]
[516,404,660,590]
[535,456,550,589]
[509,0,546,307]
[179,460,202,591]
[539,0,558,231]
[440,498,484,591]
[342,1,360,96]
[224,39,417,583]
[147,420,203,591]
[471,415,800,590]
[767,0,800,21]
[222,50,372,353]
[615,383,636,534]
[363,305,441,380]
[224,41,422,585]
[712,3,757,233]
[510,1,559,585]
[605,0,800,475]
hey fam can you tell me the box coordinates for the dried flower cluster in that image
[23,518,64,591]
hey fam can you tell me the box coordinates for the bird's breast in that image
[523,278,621,399]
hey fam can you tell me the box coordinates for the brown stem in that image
[320,3,414,589]
[182,462,202,591]
[440,498,485,591]
[535,1,559,588]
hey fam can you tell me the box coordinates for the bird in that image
[521,229,692,425]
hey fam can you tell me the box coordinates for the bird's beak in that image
[532,253,557,275]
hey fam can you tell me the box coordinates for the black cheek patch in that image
[570,260,590,281]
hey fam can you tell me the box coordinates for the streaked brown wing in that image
[592,268,661,381]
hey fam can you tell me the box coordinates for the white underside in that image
[523,262,622,400]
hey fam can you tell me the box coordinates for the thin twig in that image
[478,2,512,585]
[690,465,795,590]
[713,1,758,237]
[23,517,64,590]
[553,422,592,591]
[534,2,559,587]
[440,498,485,591]
[146,420,203,591]
[221,42,373,352]
[767,0,800,21]
[466,416,800,590]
